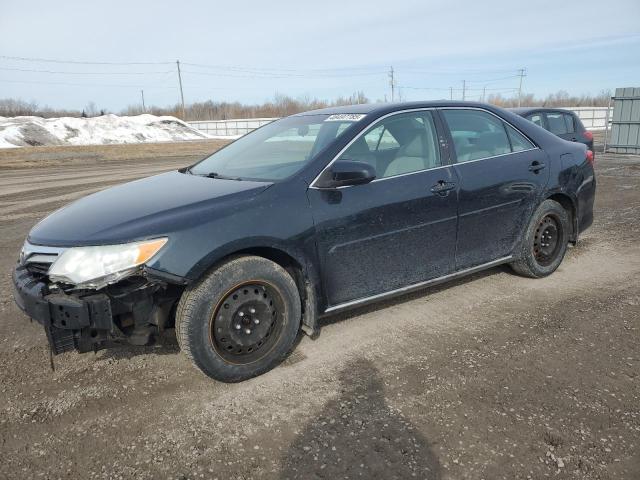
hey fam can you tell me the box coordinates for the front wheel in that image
[511,199,570,278]
[176,256,301,382]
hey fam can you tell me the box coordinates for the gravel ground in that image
[0,141,638,479]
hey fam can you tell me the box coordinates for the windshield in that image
[189,114,362,181]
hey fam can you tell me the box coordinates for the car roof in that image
[509,107,576,115]
[293,100,503,117]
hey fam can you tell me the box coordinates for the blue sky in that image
[1,0,639,111]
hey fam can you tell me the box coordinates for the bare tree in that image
[487,90,612,108]
[0,89,614,121]
[84,102,99,117]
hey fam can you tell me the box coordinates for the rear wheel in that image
[511,199,570,278]
[176,256,301,382]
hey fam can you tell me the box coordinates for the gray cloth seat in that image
[383,128,438,177]
[466,131,510,161]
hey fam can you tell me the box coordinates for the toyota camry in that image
[13,101,596,382]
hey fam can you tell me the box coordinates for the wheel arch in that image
[186,241,320,336]
[545,192,578,243]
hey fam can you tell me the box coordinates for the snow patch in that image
[0,114,210,148]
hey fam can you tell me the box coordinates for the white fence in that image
[187,107,610,138]
[188,118,277,137]
[564,107,610,130]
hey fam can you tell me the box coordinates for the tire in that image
[176,256,301,382]
[510,199,570,278]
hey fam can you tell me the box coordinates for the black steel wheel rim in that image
[210,281,284,364]
[533,214,561,267]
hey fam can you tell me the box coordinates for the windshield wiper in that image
[199,172,243,181]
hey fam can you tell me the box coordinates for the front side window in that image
[338,111,440,179]
[442,109,512,162]
[545,113,568,135]
[189,115,359,181]
[363,125,400,151]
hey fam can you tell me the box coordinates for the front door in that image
[307,110,459,307]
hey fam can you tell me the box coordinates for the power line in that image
[181,68,386,79]
[396,67,518,75]
[0,78,177,89]
[1,53,530,110]
[181,62,386,76]
[0,55,173,65]
[399,85,517,92]
[464,75,520,84]
[0,66,173,75]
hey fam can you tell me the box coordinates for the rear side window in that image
[545,113,568,135]
[505,124,535,152]
[442,109,512,162]
[563,113,575,133]
[526,113,544,127]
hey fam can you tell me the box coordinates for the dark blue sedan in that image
[13,101,596,382]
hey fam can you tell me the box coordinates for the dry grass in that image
[0,139,230,170]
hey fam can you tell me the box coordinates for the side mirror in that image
[316,160,376,188]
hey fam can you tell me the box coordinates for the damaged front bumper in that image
[12,265,182,355]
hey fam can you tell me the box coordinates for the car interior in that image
[340,115,440,178]
[443,111,511,162]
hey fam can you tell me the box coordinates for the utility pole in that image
[388,66,395,102]
[449,87,453,100]
[482,86,486,103]
[517,68,526,107]
[176,60,186,119]
[462,80,466,101]
[140,89,146,112]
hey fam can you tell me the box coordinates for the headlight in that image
[48,238,168,288]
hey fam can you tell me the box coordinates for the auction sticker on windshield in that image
[325,114,366,122]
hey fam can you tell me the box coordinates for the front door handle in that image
[430,180,456,196]
[528,161,546,173]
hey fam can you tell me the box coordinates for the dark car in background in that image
[13,101,596,382]
[511,107,595,153]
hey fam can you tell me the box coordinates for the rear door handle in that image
[528,161,546,173]
[430,180,456,195]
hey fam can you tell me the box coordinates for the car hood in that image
[28,170,272,246]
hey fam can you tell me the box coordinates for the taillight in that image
[586,150,594,165]
[583,131,594,141]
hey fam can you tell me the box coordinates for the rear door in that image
[439,108,550,269]
[308,110,459,308]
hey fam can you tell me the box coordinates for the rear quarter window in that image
[505,124,535,152]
